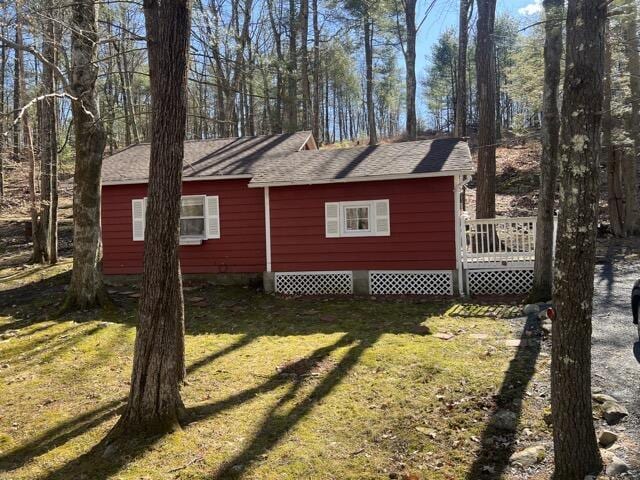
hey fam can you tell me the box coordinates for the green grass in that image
[0,264,550,480]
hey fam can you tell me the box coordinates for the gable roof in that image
[248,138,473,187]
[101,131,314,184]
[101,135,473,187]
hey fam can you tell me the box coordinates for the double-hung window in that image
[132,195,220,243]
[180,196,206,241]
[325,199,390,238]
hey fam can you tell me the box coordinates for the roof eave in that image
[248,169,475,188]
[102,173,254,186]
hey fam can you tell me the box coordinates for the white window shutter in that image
[205,196,220,239]
[374,199,390,236]
[325,202,340,238]
[132,199,145,241]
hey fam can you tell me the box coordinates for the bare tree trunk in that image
[39,17,58,263]
[529,0,563,302]
[364,14,377,145]
[312,0,320,142]
[404,0,417,140]
[108,0,191,440]
[300,0,310,130]
[62,0,109,310]
[286,0,298,132]
[622,1,640,226]
[0,29,5,201]
[12,12,23,163]
[475,0,497,219]
[551,0,606,477]
[608,146,625,237]
[454,0,472,138]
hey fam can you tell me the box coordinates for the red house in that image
[101,132,474,296]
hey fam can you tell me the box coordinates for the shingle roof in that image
[101,135,473,186]
[102,131,314,183]
[248,138,473,186]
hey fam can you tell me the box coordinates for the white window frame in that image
[341,201,374,237]
[180,195,207,243]
[324,199,391,238]
[132,194,220,244]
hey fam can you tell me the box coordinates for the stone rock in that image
[605,456,630,476]
[470,333,489,340]
[433,332,455,341]
[598,430,618,448]
[509,445,545,468]
[592,393,618,404]
[491,409,518,431]
[523,304,540,315]
[602,400,629,425]
[505,339,522,347]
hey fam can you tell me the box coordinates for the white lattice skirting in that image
[466,268,534,295]
[275,271,353,295]
[369,271,453,296]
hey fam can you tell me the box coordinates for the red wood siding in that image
[101,179,266,275]
[269,177,456,271]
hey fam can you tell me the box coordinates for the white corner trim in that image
[454,175,465,297]
[264,187,272,272]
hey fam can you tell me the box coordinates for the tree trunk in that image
[286,0,298,132]
[364,14,377,145]
[529,0,563,302]
[454,0,472,138]
[312,0,320,143]
[108,0,191,439]
[475,0,497,219]
[0,30,5,200]
[608,146,625,237]
[62,0,109,310]
[404,0,417,140]
[622,1,640,224]
[300,0,310,130]
[551,0,606,477]
[12,14,23,163]
[40,17,58,264]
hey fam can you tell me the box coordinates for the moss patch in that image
[0,264,551,479]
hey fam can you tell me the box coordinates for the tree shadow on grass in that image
[34,334,366,480]
[465,312,542,479]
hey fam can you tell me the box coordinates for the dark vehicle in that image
[632,280,640,339]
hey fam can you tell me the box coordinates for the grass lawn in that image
[0,263,551,480]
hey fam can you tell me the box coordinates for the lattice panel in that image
[369,271,453,296]
[275,272,353,295]
[467,268,534,296]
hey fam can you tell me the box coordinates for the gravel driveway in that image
[592,247,640,473]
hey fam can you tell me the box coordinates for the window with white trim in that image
[132,195,220,243]
[180,195,206,239]
[325,200,390,238]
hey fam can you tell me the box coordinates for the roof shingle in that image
[101,135,473,186]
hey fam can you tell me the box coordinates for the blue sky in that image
[415,0,543,115]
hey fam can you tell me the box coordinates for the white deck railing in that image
[461,216,541,268]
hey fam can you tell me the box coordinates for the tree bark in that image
[364,13,377,145]
[62,0,109,310]
[475,0,497,219]
[529,0,563,302]
[404,0,417,140]
[622,1,640,228]
[312,0,320,143]
[551,0,606,477]
[454,0,472,138]
[286,0,298,132]
[107,0,191,439]
[0,28,5,201]
[300,0,310,130]
[12,12,23,162]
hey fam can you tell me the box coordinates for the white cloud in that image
[518,0,543,16]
